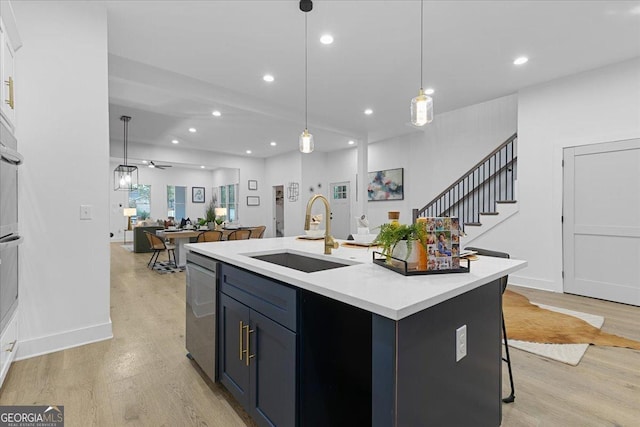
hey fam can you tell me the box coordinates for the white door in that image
[330,182,350,239]
[563,139,640,305]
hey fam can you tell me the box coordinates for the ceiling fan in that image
[144,160,172,170]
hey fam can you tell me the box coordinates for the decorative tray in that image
[341,242,378,248]
[372,251,470,276]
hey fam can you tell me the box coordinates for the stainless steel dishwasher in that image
[186,251,217,381]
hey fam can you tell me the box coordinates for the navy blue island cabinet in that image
[216,262,503,427]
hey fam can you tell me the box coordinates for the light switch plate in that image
[80,204,92,220]
[456,324,467,362]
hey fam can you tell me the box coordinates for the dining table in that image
[156,229,203,267]
[157,227,258,267]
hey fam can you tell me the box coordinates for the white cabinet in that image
[0,1,20,131]
[0,309,17,387]
[0,23,16,129]
[0,1,20,389]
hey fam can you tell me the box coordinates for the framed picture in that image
[248,180,258,191]
[367,168,404,201]
[247,196,260,206]
[192,187,205,203]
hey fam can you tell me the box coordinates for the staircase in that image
[413,133,518,244]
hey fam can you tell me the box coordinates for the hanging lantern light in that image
[114,115,139,191]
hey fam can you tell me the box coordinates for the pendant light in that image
[113,115,139,191]
[410,0,433,126]
[299,1,314,153]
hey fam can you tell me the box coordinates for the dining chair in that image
[464,246,515,404]
[250,225,266,239]
[144,231,176,269]
[227,229,251,240]
[196,230,224,242]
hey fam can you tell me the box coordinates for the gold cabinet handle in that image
[245,325,255,366]
[5,340,16,353]
[239,321,245,361]
[4,77,14,110]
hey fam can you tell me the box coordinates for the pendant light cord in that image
[420,0,424,89]
[124,119,128,165]
[305,13,308,130]
[121,116,131,166]
[123,119,127,166]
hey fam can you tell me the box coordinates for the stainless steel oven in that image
[0,120,23,332]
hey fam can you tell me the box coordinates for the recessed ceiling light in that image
[246,150,252,154]
[348,140,355,145]
[200,165,205,169]
[513,56,529,66]
[188,127,197,133]
[171,139,179,144]
[212,110,221,117]
[142,160,148,164]
[424,88,435,95]
[263,74,275,82]
[270,141,277,146]
[364,108,373,115]
[320,34,334,45]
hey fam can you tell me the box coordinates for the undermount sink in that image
[249,251,356,273]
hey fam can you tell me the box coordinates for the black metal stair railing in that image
[412,133,517,231]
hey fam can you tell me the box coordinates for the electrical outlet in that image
[456,325,467,362]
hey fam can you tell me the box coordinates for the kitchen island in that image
[186,237,527,427]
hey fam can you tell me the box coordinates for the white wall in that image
[469,58,640,292]
[264,151,303,237]
[363,94,518,230]
[14,1,112,359]
[301,151,330,217]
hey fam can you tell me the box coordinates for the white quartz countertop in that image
[185,237,527,320]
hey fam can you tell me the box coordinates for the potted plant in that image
[374,222,426,267]
[205,200,216,230]
[214,217,224,230]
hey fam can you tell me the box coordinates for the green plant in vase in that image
[374,222,427,265]
[205,200,216,223]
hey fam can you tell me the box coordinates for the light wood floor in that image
[0,243,638,426]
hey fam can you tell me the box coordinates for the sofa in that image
[133,226,164,253]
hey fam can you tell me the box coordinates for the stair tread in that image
[480,212,499,215]
[496,200,517,204]
[464,222,482,226]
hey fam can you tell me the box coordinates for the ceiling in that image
[107,0,640,163]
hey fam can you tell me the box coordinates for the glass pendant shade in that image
[411,88,433,126]
[299,129,314,154]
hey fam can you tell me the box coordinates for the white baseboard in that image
[15,320,113,361]
[508,275,561,293]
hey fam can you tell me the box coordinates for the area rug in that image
[503,290,640,366]
[152,261,184,274]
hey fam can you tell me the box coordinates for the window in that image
[129,184,151,223]
[333,184,347,200]
[167,185,186,220]
[219,183,238,222]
